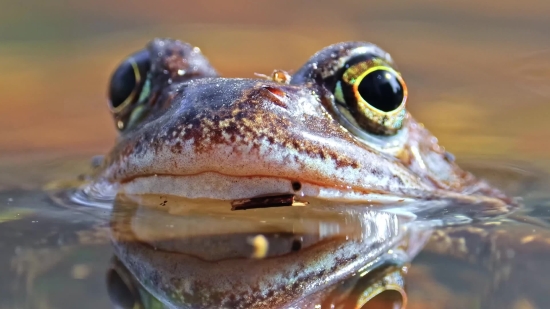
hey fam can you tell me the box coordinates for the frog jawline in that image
[119,172,415,203]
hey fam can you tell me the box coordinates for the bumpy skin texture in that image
[93,38,514,204]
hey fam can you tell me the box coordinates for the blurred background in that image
[1,0,550,166]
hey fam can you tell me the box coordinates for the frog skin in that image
[83,38,516,211]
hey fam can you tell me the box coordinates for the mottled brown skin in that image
[89,39,517,207]
[87,39,539,308]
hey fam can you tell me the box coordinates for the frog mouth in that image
[82,166,518,212]
[76,171,518,220]
[117,172,417,203]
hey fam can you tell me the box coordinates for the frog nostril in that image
[292,181,302,191]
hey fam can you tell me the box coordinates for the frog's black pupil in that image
[109,49,150,109]
[357,69,404,112]
[109,61,137,108]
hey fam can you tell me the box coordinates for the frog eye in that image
[333,55,408,135]
[108,49,151,117]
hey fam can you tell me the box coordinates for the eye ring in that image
[353,66,407,115]
[334,56,408,136]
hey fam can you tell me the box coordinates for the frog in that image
[68,38,550,309]
[83,38,515,210]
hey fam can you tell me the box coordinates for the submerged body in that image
[85,39,514,209]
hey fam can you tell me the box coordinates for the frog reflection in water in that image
[84,39,522,308]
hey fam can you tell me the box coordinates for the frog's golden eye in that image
[108,49,151,117]
[334,55,408,135]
